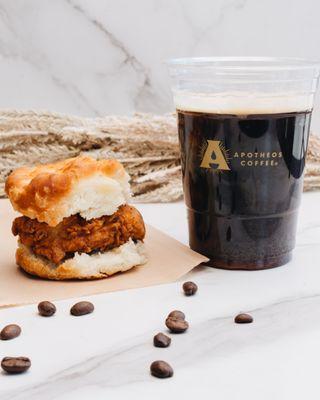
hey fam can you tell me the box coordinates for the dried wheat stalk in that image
[0,110,319,202]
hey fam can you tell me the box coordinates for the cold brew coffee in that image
[178,108,311,269]
[168,57,320,269]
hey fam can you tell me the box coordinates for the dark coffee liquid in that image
[177,109,311,269]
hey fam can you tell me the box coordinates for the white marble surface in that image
[1,0,320,128]
[1,193,320,399]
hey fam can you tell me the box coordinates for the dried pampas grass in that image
[0,110,319,202]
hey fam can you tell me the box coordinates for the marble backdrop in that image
[0,0,320,127]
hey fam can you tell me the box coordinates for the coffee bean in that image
[234,313,253,324]
[1,357,31,374]
[165,316,189,333]
[150,360,173,378]
[167,310,185,320]
[0,324,21,341]
[70,301,94,316]
[182,281,198,296]
[153,333,171,348]
[38,301,56,317]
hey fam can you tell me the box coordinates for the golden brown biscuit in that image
[7,156,147,280]
[6,156,130,226]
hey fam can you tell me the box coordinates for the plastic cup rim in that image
[166,57,320,72]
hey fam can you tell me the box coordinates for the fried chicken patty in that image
[12,205,146,264]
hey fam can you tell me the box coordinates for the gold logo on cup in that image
[200,140,230,171]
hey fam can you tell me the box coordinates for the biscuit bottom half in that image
[16,240,147,280]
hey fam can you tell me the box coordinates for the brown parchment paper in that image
[0,200,207,308]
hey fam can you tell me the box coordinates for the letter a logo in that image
[200,140,230,170]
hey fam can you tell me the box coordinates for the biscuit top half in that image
[5,156,131,226]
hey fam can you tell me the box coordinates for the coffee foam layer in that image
[173,92,313,114]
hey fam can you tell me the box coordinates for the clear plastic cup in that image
[167,57,320,270]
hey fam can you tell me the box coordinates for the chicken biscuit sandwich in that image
[6,156,147,280]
